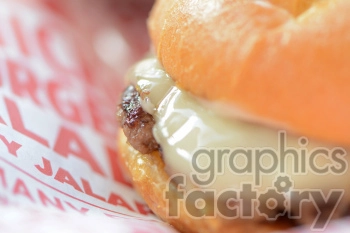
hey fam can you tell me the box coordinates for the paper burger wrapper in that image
[0,0,348,232]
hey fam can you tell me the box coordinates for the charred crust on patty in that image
[117,85,159,154]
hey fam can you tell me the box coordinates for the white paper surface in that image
[0,0,176,232]
[0,0,348,232]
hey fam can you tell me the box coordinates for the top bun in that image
[147,0,350,145]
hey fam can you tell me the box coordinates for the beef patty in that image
[117,85,159,154]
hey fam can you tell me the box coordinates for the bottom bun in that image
[117,130,295,233]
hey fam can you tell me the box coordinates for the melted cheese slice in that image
[127,57,350,209]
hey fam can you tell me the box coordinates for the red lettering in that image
[81,179,106,201]
[53,127,104,175]
[0,135,22,156]
[42,1,70,19]
[54,168,82,192]
[0,29,3,46]
[37,190,64,211]
[65,202,89,214]
[37,25,60,70]
[0,116,6,125]
[37,23,78,74]
[10,17,29,56]
[0,65,2,88]
[87,94,106,136]
[107,193,134,212]
[86,84,120,138]
[47,80,82,124]
[79,61,94,84]
[35,157,53,176]
[36,19,94,85]
[4,97,49,147]
[0,168,6,188]
[104,213,117,218]
[135,201,152,216]
[86,91,115,138]
[7,60,41,106]
[106,146,131,187]
[13,178,34,202]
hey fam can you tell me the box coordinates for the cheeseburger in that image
[117,0,350,232]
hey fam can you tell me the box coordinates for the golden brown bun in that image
[118,130,293,233]
[147,0,350,145]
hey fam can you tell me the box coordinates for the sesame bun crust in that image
[117,130,293,233]
[147,0,350,145]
